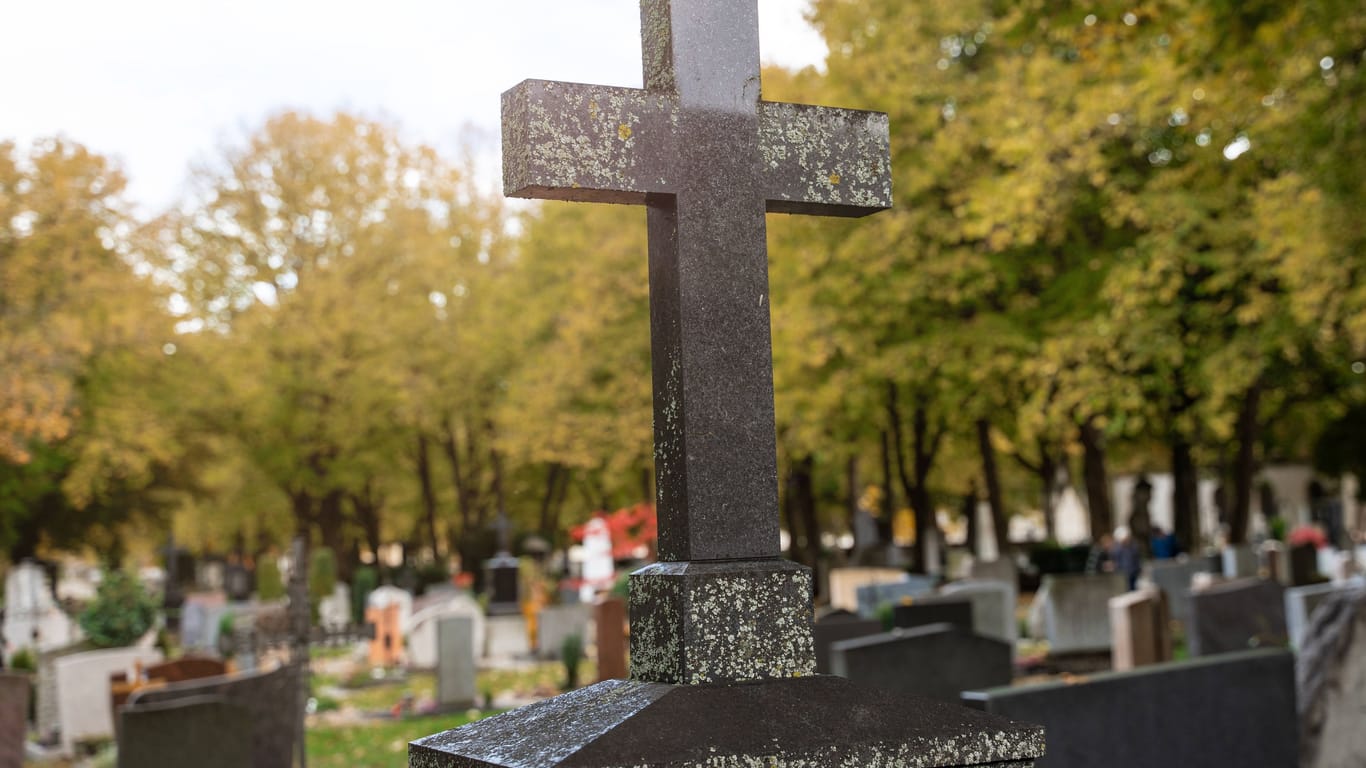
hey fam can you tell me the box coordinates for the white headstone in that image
[367,586,414,631]
[54,646,162,755]
[3,562,79,662]
[407,592,485,668]
[318,583,352,631]
[1054,488,1091,546]
[437,616,477,708]
[975,501,1000,562]
[580,517,615,602]
[940,579,1018,653]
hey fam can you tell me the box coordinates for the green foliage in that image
[79,570,157,648]
[8,647,35,672]
[309,547,338,602]
[560,633,584,691]
[875,603,895,633]
[352,566,378,625]
[256,558,285,601]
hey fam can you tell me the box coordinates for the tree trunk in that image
[317,490,352,583]
[1038,448,1057,541]
[1229,379,1263,545]
[1172,438,1200,552]
[976,419,1007,552]
[845,456,859,543]
[1079,418,1113,540]
[793,455,821,577]
[964,483,980,558]
[539,463,563,538]
[887,383,922,572]
[879,429,897,546]
[415,434,441,560]
[352,488,382,561]
[783,464,804,566]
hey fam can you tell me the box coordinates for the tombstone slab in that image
[593,597,628,681]
[1297,586,1366,768]
[812,610,882,675]
[941,579,1018,649]
[436,617,477,709]
[1188,578,1287,657]
[483,614,530,659]
[1222,544,1258,579]
[892,597,974,633]
[855,576,938,618]
[831,624,1012,703]
[54,646,162,755]
[1108,588,1172,671]
[1146,557,1202,627]
[964,649,1298,768]
[537,603,593,661]
[1285,578,1365,649]
[1038,573,1125,654]
[0,672,29,768]
[967,558,1019,588]
[118,695,251,768]
[408,592,485,669]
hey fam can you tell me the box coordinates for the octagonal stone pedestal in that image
[410,675,1044,768]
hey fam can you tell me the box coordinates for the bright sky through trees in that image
[3,0,825,215]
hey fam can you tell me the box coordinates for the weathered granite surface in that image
[412,676,1043,768]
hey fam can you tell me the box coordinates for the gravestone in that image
[0,672,29,768]
[826,567,907,613]
[1108,588,1171,671]
[367,603,404,667]
[537,603,593,660]
[812,610,882,675]
[179,591,229,653]
[484,553,521,616]
[111,656,228,711]
[1188,578,1287,657]
[2,560,78,662]
[436,617,477,709]
[580,516,617,600]
[891,597,973,633]
[34,641,90,743]
[118,695,251,768]
[410,2,1043,766]
[593,596,628,681]
[54,646,162,755]
[940,579,1018,649]
[1146,557,1202,627]
[483,614,530,659]
[225,563,253,603]
[125,664,299,768]
[855,576,938,618]
[1297,586,1366,768]
[830,624,1012,703]
[408,592,485,669]
[1285,579,1364,649]
[1290,542,1320,586]
[964,649,1298,768]
[967,557,1019,589]
[1222,544,1258,579]
[1037,573,1125,654]
[1259,539,1286,584]
[317,582,351,631]
[368,585,414,628]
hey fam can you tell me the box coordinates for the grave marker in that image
[0,672,29,768]
[1037,573,1125,654]
[1188,578,1288,657]
[812,610,882,675]
[1108,588,1172,671]
[436,617,477,710]
[831,624,1012,702]
[410,2,1042,766]
[593,596,628,681]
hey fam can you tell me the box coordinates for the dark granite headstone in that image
[0,672,28,768]
[964,649,1298,768]
[125,665,299,768]
[892,598,973,633]
[1188,578,1288,657]
[1290,543,1319,587]
[118,695,251,768]
[855,576,938,618]
[831,624,1012,703]
[484,554,520,616]
[812,610,882,675]
[224,564,252,603]
[409,0,1043,764]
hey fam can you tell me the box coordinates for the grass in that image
[308,711,484,768]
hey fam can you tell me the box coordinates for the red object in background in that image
[454,571,475,589]
[1288,524,1329,549]
[572,502,657,559]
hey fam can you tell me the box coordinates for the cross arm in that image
[758,101,893,218]
[502,79,679,205]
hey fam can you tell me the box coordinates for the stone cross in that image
[503,0,889,685]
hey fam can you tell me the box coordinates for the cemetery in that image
[2,1,1365,767]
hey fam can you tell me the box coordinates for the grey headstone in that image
[0,672,29,768]
[1297,587,1366,768]
[854,576,937,618]
[1038,573,1126,654]
[118,695,251,768]
[1147,558,1202,627]
[537,604,592,661]
[484,614,529,659]
[812,611,882,675]
[1286,579,1365,649]
[941,579,1018,649]
[437,617,476,709]
[891,598,973,632]
[967,558,1019,588]
[126,664,298,768]
[1188,578,1287,657]
[831,624,1012,703]
[964,649,1298,768]
[1222,544,1258,579]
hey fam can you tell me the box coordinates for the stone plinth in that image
[0,672,29,768]
[830,624,1012,703]
[1109,588,1172,671]
[411,675,1043,768]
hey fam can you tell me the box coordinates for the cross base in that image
[629,559,815,684]
[409,676,1045,767]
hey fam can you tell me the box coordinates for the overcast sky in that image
[5,0,826,215]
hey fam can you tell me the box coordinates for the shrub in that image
[352,566,378,625]
[257,558,286,601]
[309,547,338,602]
[561,633,584,690]
[8,647,36,672]
[79,570,157,648]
